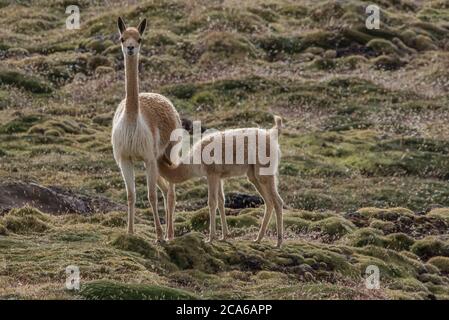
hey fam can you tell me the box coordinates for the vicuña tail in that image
[272,115,283,134]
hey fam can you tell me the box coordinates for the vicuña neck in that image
[124,55,139,120]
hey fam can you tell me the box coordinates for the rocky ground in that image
[1,0,449,299]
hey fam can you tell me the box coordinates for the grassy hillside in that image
[1,0,449,299]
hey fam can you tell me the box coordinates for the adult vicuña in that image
[159,116,284,247]
[111,17,181,241]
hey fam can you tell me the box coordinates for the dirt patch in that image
[0,181,125,215]
[225,192,263,209]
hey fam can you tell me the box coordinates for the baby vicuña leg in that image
[217,180,229,240]
[206,175,220,243]
[248,167,273,243]
[266,176,284,247]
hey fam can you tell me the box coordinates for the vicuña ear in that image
[118,16,127,34]
[137,18,147,35]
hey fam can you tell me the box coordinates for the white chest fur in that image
[111,112,156,163]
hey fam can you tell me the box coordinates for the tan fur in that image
[111,17,181,241]
[159,115,284,247]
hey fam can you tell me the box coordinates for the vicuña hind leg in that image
[248,170,273,244]
[206,175,220,243]
[166,182,175,240]
[145,160,164,242]
[120,160,136,235]
[157,176,175,241]
[267,177,284,248]
[217,180,229,241]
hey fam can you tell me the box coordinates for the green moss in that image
[428,256,449,273]
[372,54,406,70]
[311,57,336,70]
[357,207,415,221]
[342,28,374,44]
[14,18,56,34]
[2,206,50,234]
[101,213,126,228]
[111,234,158,259]
[84,38,114,54]
[413,35,438,51]
[147,30,177,46]
[427,208,449,224]
[389,277,429,293]
[227,214,259,229]
[28,119,82,136]
[278,3,307,18]
[367,39,400,55]
[411,237,449,260]
[144,54,189,76]
[92,113,113,126]
[386,233,414,251]
[282,215,310,233]
[369,219,396,233]
[163,232,225,272]
[44,129,61,137]
[87,56,111,71]
[309,216,355,239]
[191,91,217,109]
[79,280,197,300]
[6,47,29,58]
[189,208,209,232]
[95,66,115,76]
[0,223,8,235]
[256,34,302,59]
[198,32,257,64]
[162,83,197,99]
[292,191,335,211]
[344,228,386,247]
[190,9,265,34]
[0,114,42,134]
[0,68,52,93]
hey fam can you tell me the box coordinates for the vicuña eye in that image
[138,39,142,44]
[120,38,124,43]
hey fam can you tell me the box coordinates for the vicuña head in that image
[117,16,146,57]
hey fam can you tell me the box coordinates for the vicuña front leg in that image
[146,160,164,242]
[120,160,136,235]
[206,175,219,243]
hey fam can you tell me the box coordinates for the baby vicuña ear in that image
[137,18,147,35]
[118,16,126,34]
